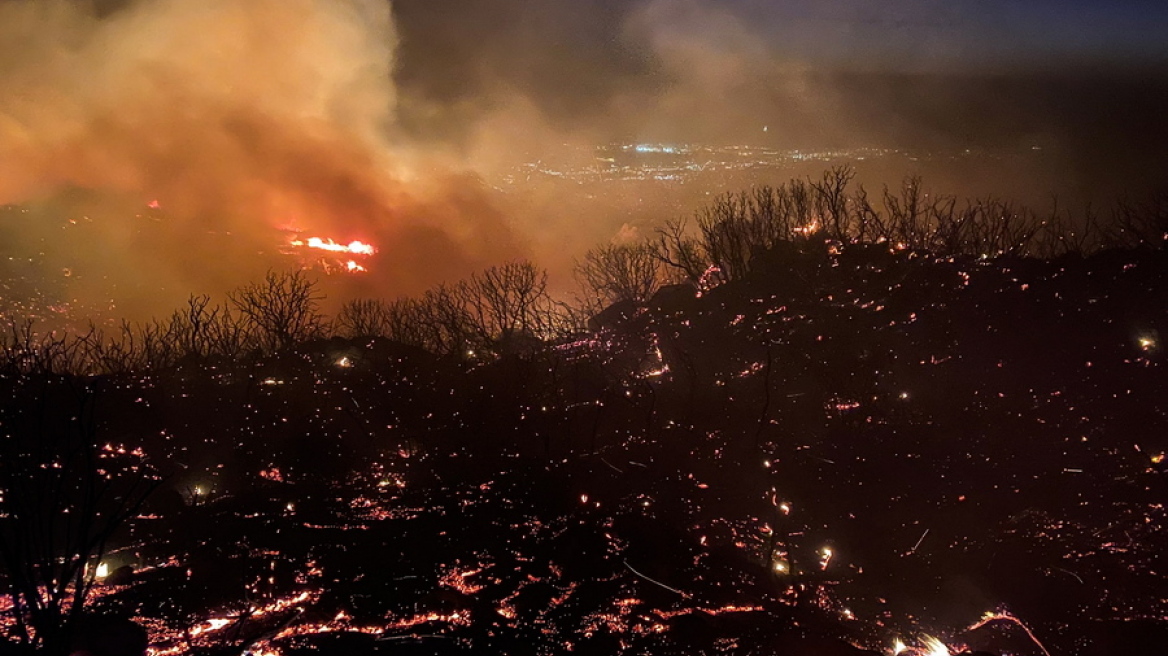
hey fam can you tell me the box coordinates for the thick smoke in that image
[1,0,1166,319]
[0,0,523,318]
[395,0,1168,254]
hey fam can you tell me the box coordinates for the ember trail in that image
[2,170,1166,656]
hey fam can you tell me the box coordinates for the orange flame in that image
[286,236,376,274]
[291,237,376,255]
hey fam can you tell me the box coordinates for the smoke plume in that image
[0,0,523,319]
[1,0,1166,320]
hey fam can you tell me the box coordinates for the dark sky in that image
[391,0,1168,88]
[391,0,1168,150]
[721,0,1168,69]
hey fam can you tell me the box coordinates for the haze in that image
[1,0,1166,320]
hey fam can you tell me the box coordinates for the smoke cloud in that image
[1,0,1166,320]
[0,0,523,319]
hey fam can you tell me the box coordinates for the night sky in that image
[392,0,1168,147]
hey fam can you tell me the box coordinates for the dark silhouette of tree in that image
[1110,192,1168,250]
[227,270,324,352]
[575,243,667,307]
[0,320,86,377]
[652,218,708,283]
[0,380,159,655]
[334,298,392,339]
[457,261,560,356]
[416,283,476,356]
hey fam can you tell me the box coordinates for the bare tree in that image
[1108,193,1168,250]
[1035,202,1102,257]
[160,294,249,361]
[651,218,710,283]
[576,242,667,307]
[227,270,325,352]
[415,284,475,356]
[0,383,160,654]
[811,165,856,241]
[335,298,392,339]
[458,261,556,355]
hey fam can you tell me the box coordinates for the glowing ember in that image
[968,610,1053,656]
[819,546,834,570]
[440,567,486,595]
[188,617,233,637]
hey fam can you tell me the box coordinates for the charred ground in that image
[2,182,1168,656]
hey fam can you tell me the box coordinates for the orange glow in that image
[291,237,376,255]
[286,236,376,274]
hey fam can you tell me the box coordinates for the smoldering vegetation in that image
[2,166,1165,374]
[1,169,1166,656]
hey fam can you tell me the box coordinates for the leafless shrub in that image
[576,242,668,307]
[227,270,324,352]
[812,166,856,241]
[651,217,709,283]
[458,261,562,356]
[415,283,475,355]
[0,319,85,376]
[1032,202,1102,258]
[335,299,392,339]
[1107,193,1168,250]
[0,388,160,653]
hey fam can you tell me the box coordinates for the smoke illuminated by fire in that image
[0,0,524,316]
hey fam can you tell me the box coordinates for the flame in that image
[95,563,109,579]
[921,636,951,656]
[287,236,376,274]
[188,617,233,637]
[819,546,834,570]
[292,237,376,255]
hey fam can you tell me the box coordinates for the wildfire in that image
[287,236,377,274]
[819,546,834,570]
[291,237,375,255]
[440,567,486,596]
[921,636,951,656]
[888,636,953,656]
[967,610,1053,656]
